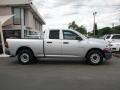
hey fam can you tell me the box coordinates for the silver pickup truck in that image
[6,29,112,65]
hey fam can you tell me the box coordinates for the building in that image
[0,0,45,39]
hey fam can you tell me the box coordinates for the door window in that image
[49,30,59,39]
[63,31,82,40]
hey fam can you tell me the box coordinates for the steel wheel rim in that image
[90,53,100,64]
[20,53,30,63]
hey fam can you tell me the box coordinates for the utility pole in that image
[112,23,114,28]
[93,12,97,37]
[119,18,120,26]
[112,23,115,34]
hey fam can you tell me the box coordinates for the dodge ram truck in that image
[6,29,112,65]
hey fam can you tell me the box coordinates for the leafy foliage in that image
[68,21,87,35]
[68,21,78,30]
[112,26,120,34]
[98,27,112,36]
[98,26,120,36]
[76,25,87,34]
[68,21,120,37]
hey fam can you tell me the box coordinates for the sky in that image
[33,0,120,32]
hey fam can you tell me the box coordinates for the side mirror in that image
[76,36,82,40]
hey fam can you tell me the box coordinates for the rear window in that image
[49,30,59,39]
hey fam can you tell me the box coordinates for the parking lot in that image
[0,55,120,90]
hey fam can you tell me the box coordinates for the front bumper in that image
[110,47,120,52]
[104,52,112,60]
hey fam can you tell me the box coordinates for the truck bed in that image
[6,39,44,57]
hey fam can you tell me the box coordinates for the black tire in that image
[33,57,39,63]
[86,50,103,65]
[18,49,34,65]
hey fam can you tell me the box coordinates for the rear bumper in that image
[5,48,10,55]
[5,49,14,57]
[0,47,3,54]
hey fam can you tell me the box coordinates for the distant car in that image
[110,42,120,52]
[104,34,120,43]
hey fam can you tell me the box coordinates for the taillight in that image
[5,42,9,48]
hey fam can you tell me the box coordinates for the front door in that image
[62,30,84,57]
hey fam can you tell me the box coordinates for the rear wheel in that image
[86,50,103,65]
[18,49,34,64]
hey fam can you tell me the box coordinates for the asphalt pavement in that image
[0,56,120,90]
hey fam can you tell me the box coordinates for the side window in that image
[112,35,120,39]
[49,30,59,39]
[63,31,82,40]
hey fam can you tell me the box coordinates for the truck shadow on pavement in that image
[11,58,112,66]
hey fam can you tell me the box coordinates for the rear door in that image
[44,30,62,56]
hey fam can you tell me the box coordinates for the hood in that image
[110,42,120,44]
[88,38,107,42]
[86,38,109,46]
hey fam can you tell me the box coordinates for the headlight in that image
[109,44,113,46]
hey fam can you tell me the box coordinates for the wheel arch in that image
[16,46,34,56]
[85,48,105,58]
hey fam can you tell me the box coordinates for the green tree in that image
[112,26,120,34]
[68,21,87,35]
[68,21,78,30]
[88,32,93,36]
[76,25,87,35]
[98,27,112,36]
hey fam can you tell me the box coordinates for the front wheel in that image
[18,50,34,64]
[86,50,103,65]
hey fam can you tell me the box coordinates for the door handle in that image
[47,42,52,43]
[63,42,69,44]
